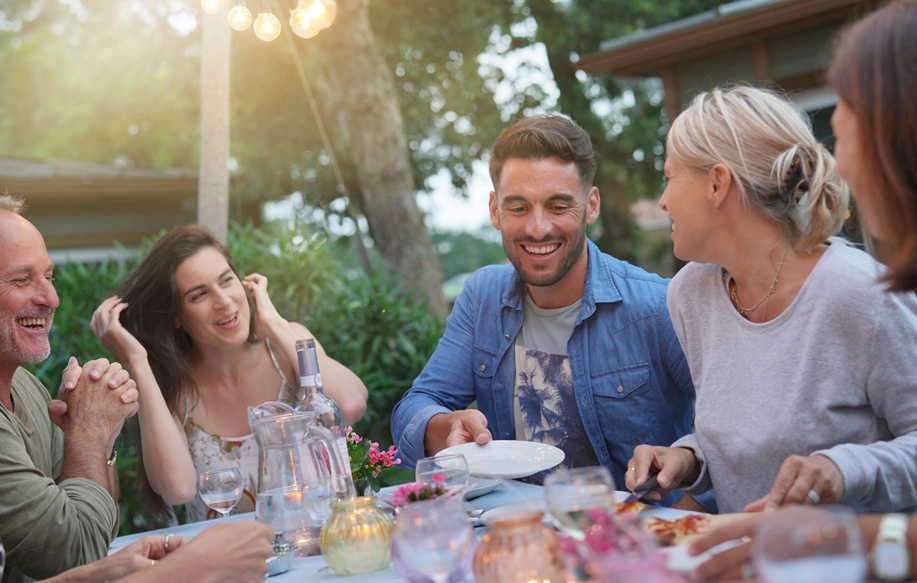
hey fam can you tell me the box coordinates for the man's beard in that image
[0,310,53,366]
[503,225,588,288]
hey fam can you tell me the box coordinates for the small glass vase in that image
[473,510,568,583]
[320,496,394,575]
[353,475,376,497]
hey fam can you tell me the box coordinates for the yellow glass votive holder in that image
[320,496,394,575]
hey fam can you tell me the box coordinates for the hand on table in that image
[685,511,765,582]
[625,445,700,502]
[158,522,275,583]
[745,454,844,512]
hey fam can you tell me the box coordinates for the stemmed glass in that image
[391,497,475,583]
[415,454,470,498]
[198,468,244,523]
[752,508,867,583]
[543,466,616,539]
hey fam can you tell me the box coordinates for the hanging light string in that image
[280,12,374,273]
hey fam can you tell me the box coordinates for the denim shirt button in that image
[616,385,624,393]
[480,364,486,372]
[504,334,510,340]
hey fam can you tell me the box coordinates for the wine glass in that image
[752,508,867,583]
[543,466,616,539]
[392,497,474,583]
[198,468,244,523]
[415,454,470,498]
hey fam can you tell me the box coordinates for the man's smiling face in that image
[489,156,599,290]
[0,213,58,369]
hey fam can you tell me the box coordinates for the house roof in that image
[576,0,873,77]
[0,157,198,199]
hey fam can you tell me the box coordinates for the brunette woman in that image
[90,225,367,522]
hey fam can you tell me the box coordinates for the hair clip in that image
[778,155,805,203]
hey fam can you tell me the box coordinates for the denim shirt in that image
[391,241,702,505]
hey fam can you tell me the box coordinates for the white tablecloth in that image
[110,481,697,582]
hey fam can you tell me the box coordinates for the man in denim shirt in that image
[392,115,706,510]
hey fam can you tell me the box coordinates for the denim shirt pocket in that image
[472,345,497,392]
[590,362,657,446]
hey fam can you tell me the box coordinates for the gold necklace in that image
[730,242,790,321]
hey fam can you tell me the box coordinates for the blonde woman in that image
[625,86,917,514]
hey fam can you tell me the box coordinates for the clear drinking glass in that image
[543,465,616,539]
[752,508,867,583]
[392,497,474,583]
[415,454,470,498]
[198,468,244,523]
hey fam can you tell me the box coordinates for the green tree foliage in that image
[25,221,442,533]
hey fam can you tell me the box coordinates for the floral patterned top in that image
[182,339,297,522]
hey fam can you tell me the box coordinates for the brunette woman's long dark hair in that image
[829,0,917,291]
[114,224,257,522]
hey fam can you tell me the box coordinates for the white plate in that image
[479,491,633,525]
[440,441,565,479]
[464,477,501,500]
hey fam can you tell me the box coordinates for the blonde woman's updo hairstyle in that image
[667,86,849,252]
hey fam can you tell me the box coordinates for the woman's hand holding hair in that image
[91,296,148,365]
[745,454,844,512]
[625,445,701,502]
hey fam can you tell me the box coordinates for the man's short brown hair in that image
[489,115,597,192]
[0,193,25,214]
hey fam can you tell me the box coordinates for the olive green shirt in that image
[1,368,118,583]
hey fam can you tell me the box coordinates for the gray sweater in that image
[669,243,917,514]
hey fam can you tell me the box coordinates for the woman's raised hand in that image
[625,445,701,502]
[243,273,286,338]
[90,296,147,364]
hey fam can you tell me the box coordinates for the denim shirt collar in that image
[500,239,623,317]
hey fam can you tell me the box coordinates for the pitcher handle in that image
[307,424,356,499]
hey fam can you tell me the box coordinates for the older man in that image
[0,194,140,583]
[392,115,709,509]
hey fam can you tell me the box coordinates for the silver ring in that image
[164,533,171,552]
[628,467,635,473]
[806,489,821,505]
[250,282,259,290]
[742,560,755,579]
[151,559,155,567]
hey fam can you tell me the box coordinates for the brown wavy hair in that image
[489,114,598,192]
[828,0,917,291]
[113,224,257,522]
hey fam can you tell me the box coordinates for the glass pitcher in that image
[249,402,355,544]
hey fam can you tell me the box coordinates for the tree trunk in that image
[312,0,447,317]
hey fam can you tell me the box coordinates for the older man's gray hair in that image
[0,193,24,214]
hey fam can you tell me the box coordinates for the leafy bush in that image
[25,221,443,534]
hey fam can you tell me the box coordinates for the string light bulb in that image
[254,7,281,41]
[289,0,320,38]
[227,0,252,30]
[308,0,336,30]
[201,0,224,14]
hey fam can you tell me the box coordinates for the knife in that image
[626,474,661,503]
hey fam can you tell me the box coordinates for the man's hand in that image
[424,410,492,456]
[48,357,138,431]
[745,454,844,512]
[445,410,492,448]
[625,445,700,502]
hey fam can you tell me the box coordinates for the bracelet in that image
[106,448,118,467]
